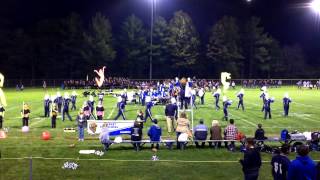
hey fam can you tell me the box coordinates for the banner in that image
[87,120,134,136]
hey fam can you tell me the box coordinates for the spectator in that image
[254,124,267,144]
[240,138,262,180]
[76,110,86,141]
[193,119,208,148]
[176,112,191,150]
[147,119,162,150]
[288,145,316,180]
[209,120,222,149]
[271,144,291,180]
[99,126,111,151]
[165,98,178,133]
[224,119,238,151]
[131,120,143,151]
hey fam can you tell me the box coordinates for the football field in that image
[1,86,320,180]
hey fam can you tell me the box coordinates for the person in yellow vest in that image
[21,103,31,126]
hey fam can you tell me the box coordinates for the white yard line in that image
[107,107,116,119]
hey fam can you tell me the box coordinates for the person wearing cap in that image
[44,94,51,117]
[76,110,86,141]
[283,93,292,117]
[114,96,126,120]
[193,119,208,148]
[71,91,77,111]
[51,103,58,128]
[165,98,178,133]
[237,89,245,111]
[288,145,316,180]
[264,94,274,120]
[271,144,291,180]
[144,96,154,122]
[62,93,72,121]
[223,96,232,121]
[147,119,162,150]
[96,101,105,120]
[209,120,222,148]
[21,103,31,126]
[0,103,5,129]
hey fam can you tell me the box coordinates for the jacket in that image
[176,118,190,134]
[210,126,222,140]
[288,156,316,180]
[148,124,162,142]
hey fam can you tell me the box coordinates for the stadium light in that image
[311,0,320,14]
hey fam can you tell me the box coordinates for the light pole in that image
[149,0,155,81]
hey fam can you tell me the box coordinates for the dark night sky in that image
[1,0,319,63]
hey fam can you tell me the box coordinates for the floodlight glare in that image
[311,0,320,13]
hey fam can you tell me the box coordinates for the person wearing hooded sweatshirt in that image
[288,145,316,180]
[283,93,292,117]
[148,119,162,150]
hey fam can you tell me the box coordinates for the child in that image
[51,104,58,128]
[76,110,86,141]
[148,119,162,150]
[21,103,30,126]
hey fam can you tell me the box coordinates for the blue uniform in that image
[88,100,95,114]
[260,93,266,112]
[214,93,220,110]
[223,100,232,121]
[237,93,244,111]
[271,154,290,180]
[71,95,77,110]
[283,97,292,117]
[62,98,72,121]
[57,96,63,112]
[144,102,153,122]
[264,99,274,119]
[114,101,126,120]
[44,99,51,117]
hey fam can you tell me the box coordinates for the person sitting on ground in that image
[193,119,208,148]
[209,120,222,149]
[271,144,291,180]
[176,112,191,150]
[288,144,317,180]
[254,124,267,144]
[99,125,111,151]
[131,120,143,151]
[147,119,162,150]
[224,119,238,151]
[240,138,262,180]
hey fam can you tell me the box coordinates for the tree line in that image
[0,11,315,79]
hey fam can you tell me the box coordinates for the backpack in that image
[281,129,290,141]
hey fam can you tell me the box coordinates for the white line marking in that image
[107,107,116,119]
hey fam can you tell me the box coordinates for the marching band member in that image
[62,92,72,121]
[223,96,232,121]
[198,88,205,105]
[71,91,77,110]
[98,91,104,102]
[21,103,31,126]
[56,92,63,113]
[191,88,197,109]
[114,96,126,120]
[0,103,5,129]
[44,94,51,117]
[51,104,58,128]
[283,93,292,117]
[213,88,221,110]
[260,86,267,112]
[144,96,154,122]
[96,101,105,120]
[237,89,245,111]
[264,94,274,120]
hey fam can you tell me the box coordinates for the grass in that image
[1,86,320,180]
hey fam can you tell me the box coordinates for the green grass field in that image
[1,86,320,180]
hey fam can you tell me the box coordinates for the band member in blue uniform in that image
[260,86,267,112]
[88,95,95,114]
[62,93,72,121]
[198,88,205,105]
[71,91,77,111]
[144,96,154,122]
[82,102,91,120]
[223,96,232,121]
[237,89,245,111]
[283,93,292,117]
[213,88,221,110]
[264,95,274,120]
[98,91,104,102]
[44,94,51,117]
[114,97,126,120]
[56,92,63,113]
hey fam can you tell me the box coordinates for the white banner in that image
[87,120,135,135]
